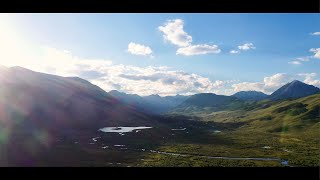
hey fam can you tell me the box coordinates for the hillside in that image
[232,91,268,101]
[0,66,161,129]
[160,93,320,167]
[241,93,319,132]
[202,93,319,131]
[169,93,246,115]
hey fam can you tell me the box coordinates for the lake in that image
[99,126,153,133]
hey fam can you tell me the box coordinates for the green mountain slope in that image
[158,93,320,167]
[169,93,246,115]
[193,93,319,133]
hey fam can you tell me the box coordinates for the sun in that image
[0,14,30,67]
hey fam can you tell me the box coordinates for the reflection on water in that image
[262,146,271,149]
[171,128,186,131]
[99,126,153,133]
[92,137,101,142]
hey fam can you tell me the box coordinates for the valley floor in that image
[4,117,317,167]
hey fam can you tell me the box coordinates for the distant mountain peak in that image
[109,90,121,94]
[232,91,268,101]
[291,79,300,83]
[235,90,265,94]
[195,93,217,96]
[177,93,239,108]
[269,80,320,100]
[288,80,304,86]
[291,79,302,83]
[146,94,161,98]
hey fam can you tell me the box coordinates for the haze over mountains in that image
[109,90,189,114]
[109,79,320,114]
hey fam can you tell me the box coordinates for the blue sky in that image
[0,13,319,96]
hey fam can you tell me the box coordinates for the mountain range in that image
[109,90,189,114]
[0,66,319,166]
[111,80,320,114]
[0,66,319,125]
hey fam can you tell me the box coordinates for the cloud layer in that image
[1,46,319,96]
[299,73,320,87]
[232,73,294,94]
[14,47,232,96]
[232,73,320,94]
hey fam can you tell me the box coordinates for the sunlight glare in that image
[0,14,37,68]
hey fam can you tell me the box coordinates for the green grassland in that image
[139,94,320,167]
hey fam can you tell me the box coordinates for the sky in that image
[0,13,319,96]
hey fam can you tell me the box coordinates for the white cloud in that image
[310,32,320,36]
[159,19,220,56]
[238,43,255,51]
[232,73,293,94]
[263,73,293,92]
[229,43,255,55]
[296,56,310,62]
[127,42,153,57]
[289,56,312,65]
[176,44,221,56]
[229,50,239,54]
[298,73,320,88]
[92,67,230,96]
[232,82,265,93]
[289,61,301,65]
[158,19,192,47]
[232,72,320,94]
[310,48,320,59]
[290,48,320,65]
